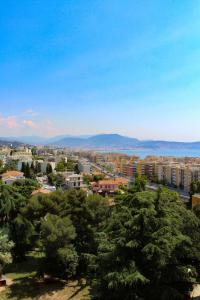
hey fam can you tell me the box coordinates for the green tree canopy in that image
[0,229,14,277]
[41,214,78,278]
[92,188,200,300]
[46,163,53,175]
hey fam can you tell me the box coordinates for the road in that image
[146,183,190,203]
[90,161,190,202]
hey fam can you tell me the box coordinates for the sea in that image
[100,149,200,159]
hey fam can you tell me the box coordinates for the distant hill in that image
[140,140,200,149]
[52,134,140,148]
[51,134,200,150]
[2,134,200,150]
[0,138,24,147]
[4,135,92,145]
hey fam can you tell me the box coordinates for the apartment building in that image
[123,158,200,193]
[123,164,134,177]
[156,163,200,192]
[78,159,91,174]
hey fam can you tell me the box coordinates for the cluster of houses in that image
[0,146,130,197]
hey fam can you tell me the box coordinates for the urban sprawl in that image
[1,145,200,207]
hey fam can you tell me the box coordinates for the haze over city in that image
[1,0,200,141]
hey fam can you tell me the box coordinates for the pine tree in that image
[40,214,78,278]
[30,161,35,171]
[0,229,14,278]
[25,163,31,178]
[21,162,26,174]
[92,188,200,300]
[46,163,53,175]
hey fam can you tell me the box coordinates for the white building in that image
[78,159,91,174]
[34,160,56,174]
[17,159,33,171]
[40,161,56,173]
[65,174,83,189]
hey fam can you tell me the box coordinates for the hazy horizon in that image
[2,133,200,144]
[1,1,200,141]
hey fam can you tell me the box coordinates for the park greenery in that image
[0,176,200,299]
[55,158,78,172]
[83,173,105,184]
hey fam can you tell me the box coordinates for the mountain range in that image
[1,134,200,150]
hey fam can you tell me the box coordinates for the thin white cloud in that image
[23,109,39,117]
[22,119,38,129]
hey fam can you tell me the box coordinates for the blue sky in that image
[1,0,200,140]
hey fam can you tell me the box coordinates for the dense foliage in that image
[0,229,14,277]
[91,189,200,299]
[0,177,200,299]
[55,158,78,172]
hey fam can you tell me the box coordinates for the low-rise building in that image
[1,170,25,184]
[192,194,200,208]
[65,174,83,189]
[31,188,52,196]
[92,177,128,194]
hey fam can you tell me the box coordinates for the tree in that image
[0,179,39,259]
[190,180,200,196]
[46,163,53,175]
[92,188,200,300]
[10,215,35,260]
[30,161,35,171]
[13,178,39,198]
[3,160,17,172]
[55,159,67,172]
[31,147,37,156]
[0,186,16,223]
[86,194,110,230]
[0,160,3,169]
[24,163,31,178]
[0,229,14,278]
[47,173,65,187]
[93,174,105,182]
[0,160,3,174]
[128,175,147,194]
[55,159,77,172]
[21,162,26,174]
[50,189,96,273]
[40,214,78,278]
[35,162,41,174]
[0,179,39,224]
[83,174,93,185]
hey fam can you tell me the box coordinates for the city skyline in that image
[1,1,200,141]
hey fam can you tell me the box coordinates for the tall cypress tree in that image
[25,163,31,178]
[46,163,53,175]
[21,162,26,174]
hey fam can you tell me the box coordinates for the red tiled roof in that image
[98,178,128,186]
[31,188,52,196]
[1,171,24,178]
